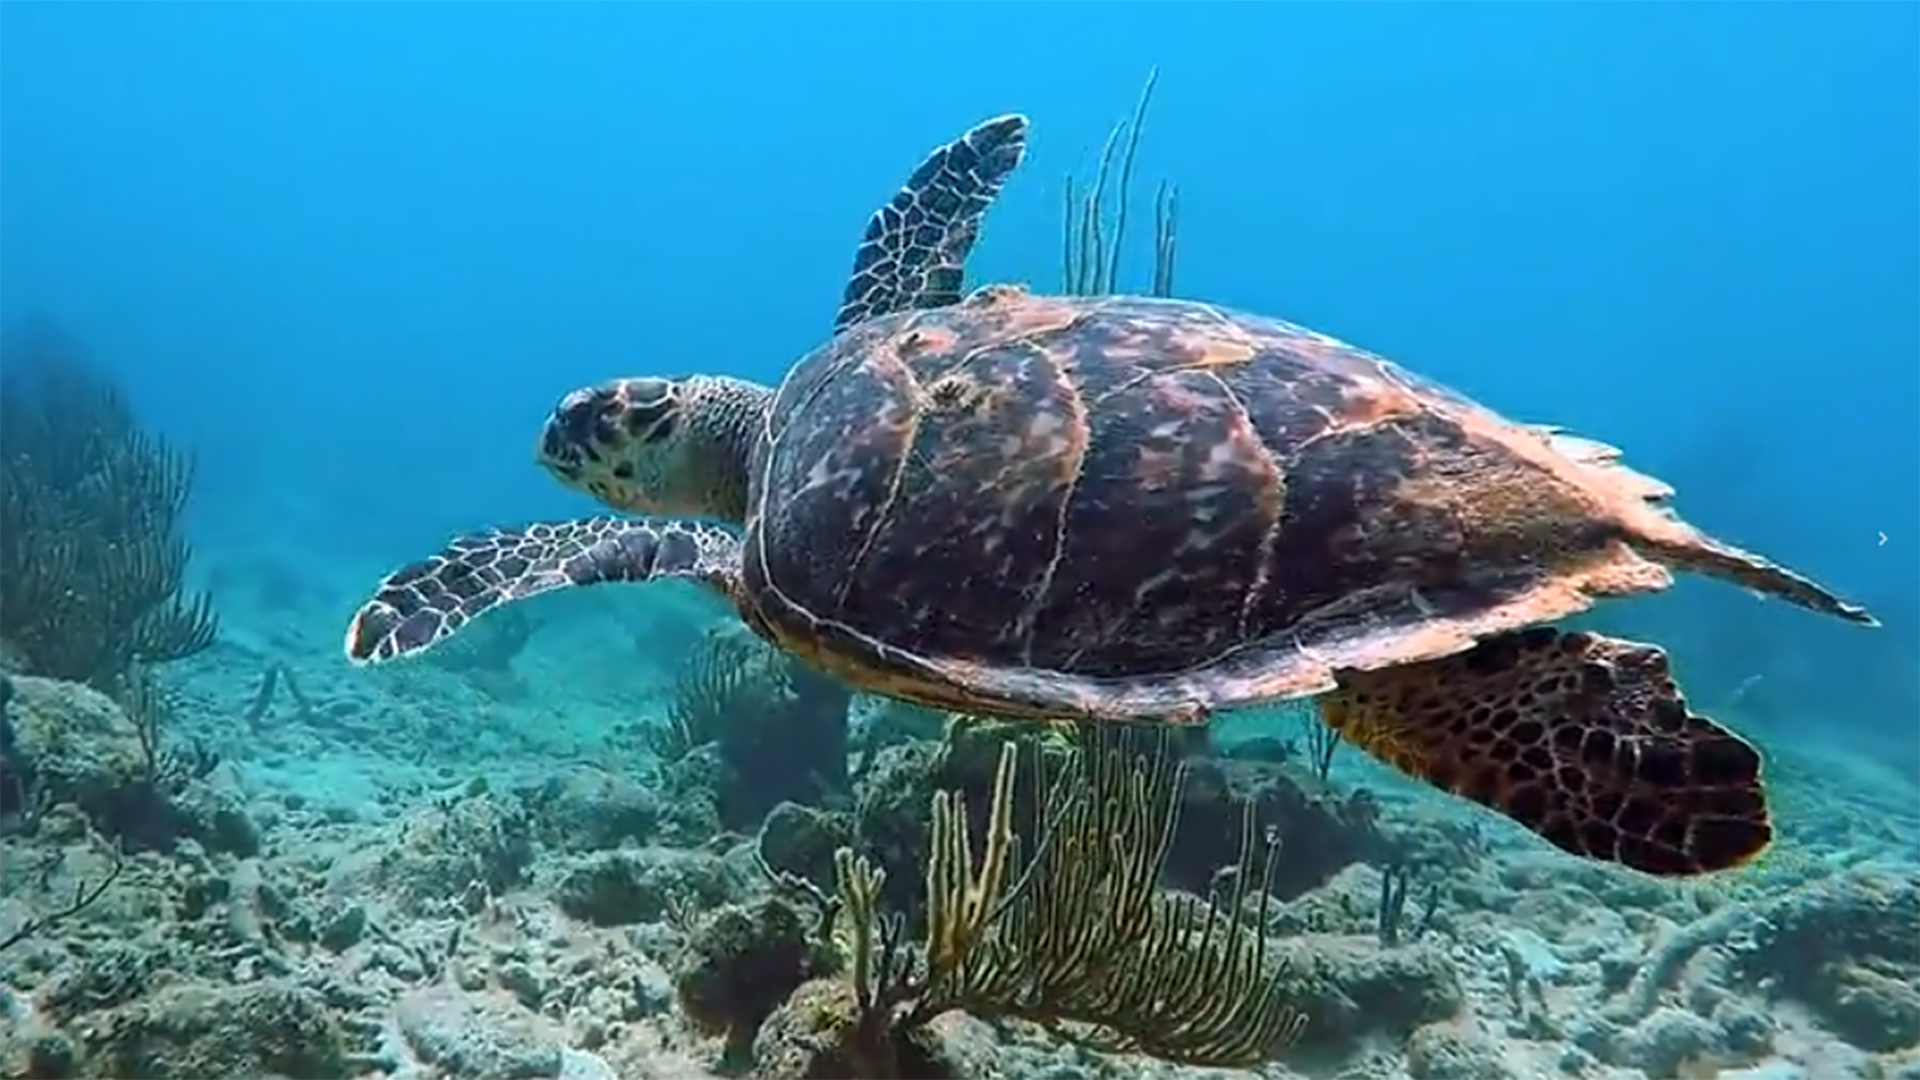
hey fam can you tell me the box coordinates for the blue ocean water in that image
[6,2,1912,750]
[1,5,1916,1078]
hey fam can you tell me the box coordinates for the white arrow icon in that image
[1881,532,1888,546]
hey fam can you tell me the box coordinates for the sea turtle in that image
[345,113,1876,877]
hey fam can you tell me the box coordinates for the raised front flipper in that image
[1322,627,1769,877]
[832,113,1030,334]
[344,517,741,664]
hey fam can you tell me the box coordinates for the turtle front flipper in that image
[831,113,1030,334]
[344,517,741,664]
[1322,627,1769,877]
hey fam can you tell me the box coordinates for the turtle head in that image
[537,374,768,525]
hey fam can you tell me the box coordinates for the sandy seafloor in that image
[2,528,1915,1080]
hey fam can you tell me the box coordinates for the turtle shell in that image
[733,284,1840,721]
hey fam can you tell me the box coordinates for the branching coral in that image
[826,725,1306,1071]
[0,317,218,689]
[646,626,768,763]
[652,623,852,829]
[1062,68,1180,298]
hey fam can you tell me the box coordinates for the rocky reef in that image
[1,610,1914,1080]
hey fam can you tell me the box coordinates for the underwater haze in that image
[2,4,1917,1080]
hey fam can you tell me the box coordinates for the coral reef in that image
[1740,868,1917,1051]
[2,675,242,853]
[2,636,1912,1080]
[672,894,834,1065]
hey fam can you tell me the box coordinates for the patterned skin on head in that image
[535,374,771,524]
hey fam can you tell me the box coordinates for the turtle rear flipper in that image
[832,113,1030,334]
[1322,627,1770,877]
[344,518,741,664]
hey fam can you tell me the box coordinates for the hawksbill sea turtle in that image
[343,112,1875,877]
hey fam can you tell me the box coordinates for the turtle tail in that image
[1635,521,1877,627]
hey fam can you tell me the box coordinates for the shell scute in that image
[847,325,1087,654]
[1016,334,1282,676]
[752,338,911,598]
